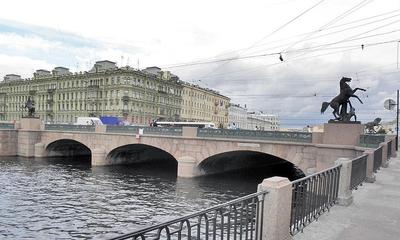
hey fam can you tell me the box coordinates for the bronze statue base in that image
[328,119,361,124]
[21,116,40,119]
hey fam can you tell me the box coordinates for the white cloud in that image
[0,0,400,127]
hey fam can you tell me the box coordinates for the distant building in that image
[181,82,230,128]
[0,60,230,127]
[228,103,247,129]
[246,111,280,131]
[381,120,397,134]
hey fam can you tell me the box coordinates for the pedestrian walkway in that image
[294,154,400,240]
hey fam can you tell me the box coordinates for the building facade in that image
[246,111,280,131]
[181,83,230,128]
[228,103,248,129]
[0,60,230,127]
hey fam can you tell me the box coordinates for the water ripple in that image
[0,157,258,239]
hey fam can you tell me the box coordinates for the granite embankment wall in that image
[0,130,18,156]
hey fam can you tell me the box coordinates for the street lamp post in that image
[397,89,399,151]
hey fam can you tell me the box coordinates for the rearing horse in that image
[321,77,366,120]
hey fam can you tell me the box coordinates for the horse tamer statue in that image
[321,77,366,122]
[24,96,36,118]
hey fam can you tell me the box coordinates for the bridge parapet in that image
[44,124,95,132]
[106,125,183,136]
[0,122,15,130]
[359,134,386,148]
[197,128,312,143]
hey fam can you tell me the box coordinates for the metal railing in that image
[387,140,392,159]
[106,126,183,136]
[0,122,14,129]
[290,165,341,236]
[109,191,269,240]
[197,129,312,143]
[350,154,368,190]
[44,124,95,132]
[359,134,386,148]
[373,146,383,173]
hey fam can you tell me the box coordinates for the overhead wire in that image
[282,0,374,52]
[192,0,327,83]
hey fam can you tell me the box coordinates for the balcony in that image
[122,96,130,102]
[29,90,37,95]
[46,109,54,115]
[46,99,54,105]
[87,85,99,90]
[47,89,56,94]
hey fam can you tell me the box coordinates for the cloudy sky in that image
[1,0,399,128]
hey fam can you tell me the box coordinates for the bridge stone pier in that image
[0,119,385,178]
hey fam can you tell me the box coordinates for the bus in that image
[154,121,216,129]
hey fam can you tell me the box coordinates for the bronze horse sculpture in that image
[321,77,366,121]
[23,96,36,118]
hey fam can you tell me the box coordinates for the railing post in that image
[364,150,375,183]
[391,139,397,158]
[380,142,389,168]
[334,158,353,206]
[257,177,292,240]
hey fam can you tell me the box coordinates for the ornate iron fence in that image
[373,146,383,173]
[350,154,368,190]
[387,140,392,159]
[0,122,14,129]
[359,134,385,148]
[290,165,341,236]
[109,191,268,240]
[106,126,183,136]
[44,124,95,132]
[197,129,312,143]
[107,125,141,133]
[143,127,183,136]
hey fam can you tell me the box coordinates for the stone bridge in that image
[0,119,380,178]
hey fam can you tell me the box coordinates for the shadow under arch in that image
[198,150,305,181]
[106,144,178,173]
[46,139,91,158]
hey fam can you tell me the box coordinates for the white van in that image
[75,117,103,126]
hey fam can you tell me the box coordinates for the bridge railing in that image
[373,146,383,173]
[0,122,14,129]
[350,154,368,190]
[359,134,386,148]
[387,140,392,159]
[290,165,341,236]
[106,126,183,136]
[197,128,312,143]
[44,124,95,132]
[109,190,269,240]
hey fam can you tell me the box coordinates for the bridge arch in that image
[106,144,178,169]
[45,139,92,158]
[198,150,305,180]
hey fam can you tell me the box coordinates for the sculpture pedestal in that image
[323,123,364,146]
[20,117,41,130]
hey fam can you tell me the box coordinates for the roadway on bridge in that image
[295,153,400,240]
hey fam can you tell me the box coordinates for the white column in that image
[335,158,353,206]
[258,177,292,240]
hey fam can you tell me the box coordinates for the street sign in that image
[384,98,396,110]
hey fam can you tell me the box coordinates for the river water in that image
[0,156,298,239]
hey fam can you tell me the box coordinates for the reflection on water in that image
[0,156,289,239]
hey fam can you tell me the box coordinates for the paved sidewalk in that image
[294,154,400,240]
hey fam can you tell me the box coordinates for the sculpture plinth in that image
[20,118,41,130]
[323,123,364,146]
[328,119,361,124]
